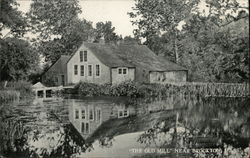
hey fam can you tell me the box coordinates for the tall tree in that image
[28,0,82,39]
[0,0,38,81]
[129,0,200,63]
[179,11,249,82]
[123,36,141,44]
[28,0,95,63]
[94,21,121,43]
[0,0,27,38]
[129,0,249,82]
[0,38,39,81]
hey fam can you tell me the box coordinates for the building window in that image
[124,110,128,117]
[118,68,122,74]
[80,65,84,76]
[85,122,89,134]
[118,109,129,118]
[74,65,78,75]
[81,122,85,133]
[89,109,94,121]
[88,65,92,76]
[81,122,89,134]
[118,110,123,118]
[82,109,86,119]
[96,109,101,122]
[84,51,87,62]
[123,68,127,74]
[75,109,79,119]
[80,51,83,62]
[96,65,100,76]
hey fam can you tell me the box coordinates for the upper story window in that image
[80,65,84,76]
[82,109,86,119]
[89,109,94,121]
[88,65,92,76]
[118,68,122,74]
[80,51,83,62]
[96,65,100,76]
[74,65,78,75]
[123,68,127,74]
[75,109,79,119]
[84,51,87,62]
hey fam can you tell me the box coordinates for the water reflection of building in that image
[67,98,136,139]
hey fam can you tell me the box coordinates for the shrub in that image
[76,82,109,97]
[73,81,172,98]
[0,90,20,102]
[0,81,34,99]
[110,81,139,97]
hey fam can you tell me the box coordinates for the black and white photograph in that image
[0,0,249,157]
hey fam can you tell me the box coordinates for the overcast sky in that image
[17,0,248,37]
[17,0,136,37]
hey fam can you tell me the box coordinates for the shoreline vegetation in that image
[1,80,249,103]
[0,81,34,102]
[64,81,250,98]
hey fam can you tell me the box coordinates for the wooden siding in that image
[67,44,111,84]
[134,68,150,83]
[42,57,67,86]
[111,67,135,84]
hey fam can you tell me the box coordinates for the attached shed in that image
[41,55,70,86]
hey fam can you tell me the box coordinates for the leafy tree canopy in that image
[28,0,121,63]
[28,0,82,39]
[129,0,249,82]
[0,38,39,81]
[94,21,121,43]
[0,0,27,37]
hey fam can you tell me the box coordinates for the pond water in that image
[0,95,249,158]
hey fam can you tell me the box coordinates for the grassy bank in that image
[64,81,170,98]
[0,81,34,102]
[65,81,249,98]
[0,90,20,102]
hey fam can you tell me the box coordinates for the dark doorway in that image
[46,90,52,98]
[61,75,65,86]
[37,90,44,98]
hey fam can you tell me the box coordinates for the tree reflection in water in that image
[137,97,250,157]
[0,97,249,158]
[0,120,91,158]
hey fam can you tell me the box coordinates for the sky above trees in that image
[16,0,135,37]
[16,0,248,38]
[0,0,248,82]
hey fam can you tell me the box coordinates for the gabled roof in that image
[55,55,71,73]
[83,42,187,71]
[42,55,71,75]
[32,82,46,89]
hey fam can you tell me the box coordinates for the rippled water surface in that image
[0,96,249,158]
